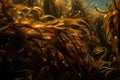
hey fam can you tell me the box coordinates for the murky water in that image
[85,0,111,9]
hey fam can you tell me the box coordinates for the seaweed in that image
[0,0,120,80]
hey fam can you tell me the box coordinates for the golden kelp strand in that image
[1,0,120,80]
[103,0,120,55]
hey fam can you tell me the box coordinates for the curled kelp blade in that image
[103,0,120,55]
[92,46,107,60]
[0,0,44,25]
[1,0,120,80]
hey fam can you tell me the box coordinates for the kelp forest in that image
[0,0,120,80]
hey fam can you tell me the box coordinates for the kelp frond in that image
[0,0,120,80]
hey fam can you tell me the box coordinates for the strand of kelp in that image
[0,0,120,80]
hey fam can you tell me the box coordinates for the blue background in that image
[85,0,111,9]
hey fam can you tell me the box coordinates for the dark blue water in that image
[85,0,111,9]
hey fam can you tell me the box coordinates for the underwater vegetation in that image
[0,0,120,80]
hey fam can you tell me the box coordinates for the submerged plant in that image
[0,0,120,80]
